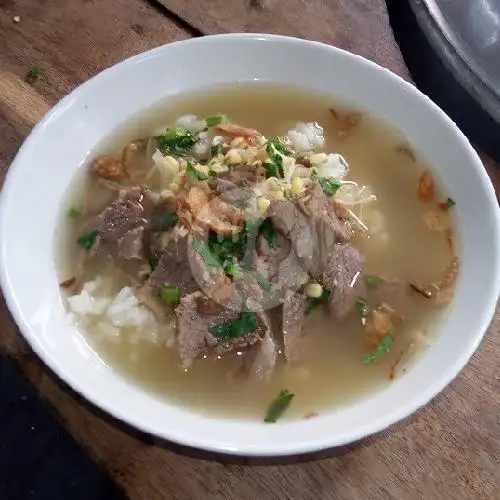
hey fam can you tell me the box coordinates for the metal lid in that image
[410,0,500,124]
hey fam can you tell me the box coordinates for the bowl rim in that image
[1,33,499,456]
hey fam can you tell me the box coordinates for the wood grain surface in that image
[156,0,410,79]
[0,1,499,499]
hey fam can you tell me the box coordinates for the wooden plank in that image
[0,0,190,179]
[0,1,499,500]
[155,0,410,79]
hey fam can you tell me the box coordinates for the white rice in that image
[67,279,175,346]
[176,114,206,133]
[192,130,210,158]
[316,153,349,180]
[287,122,325,152]
[106,287,154,328]
[66,278,110,316]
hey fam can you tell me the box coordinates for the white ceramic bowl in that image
[1,34,499,456]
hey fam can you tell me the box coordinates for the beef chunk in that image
[99,187,148,243]
[147,234,226,299]
[218,163,266,187]
[175,291,267,366]
[268,183,351,279]
[267,199,315,267]
[233,272,264,309]
[298,183,350,241]
[256,233,308,307]
[216,178,254,208]
[257,230,291,261]
[148,197,178,232]
[147,236,198,296]
[203,275,242,311]
[241,328,277,380]
[195,293,225,315]
[144,198,180,261]
[97,187,153,260]
[282,291,308,362]
[116,226,144,260]
[322,244,366,318]
[297,182,351,277]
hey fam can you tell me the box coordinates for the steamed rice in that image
[67,279,175,346]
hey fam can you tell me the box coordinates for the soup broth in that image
[57,83,457,420]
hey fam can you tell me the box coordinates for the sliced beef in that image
[233,272,264,309]
[148,232,167,262]
[144,197,180,261]
[216,178,254,208]
[175,291,267,366]
[99,187,147,242]
[146,235,217,298]
[322,244,366,318]
[297,182,351,277]
[145,233,235,304]
[268,183,352,279]
[147,236,197,296]
[282,291,309,362]
[241,322,277,380]
[203,275,242,311]
[256,233,308,307]
[218,163,266,187]
[257,231,291,261]
[298,183,351,241]
[97,187,153,260]
[116,226,144,260]
[148,196,178,232]
[267,199,315,267]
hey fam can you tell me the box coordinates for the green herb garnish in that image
[154,126,197,156]
[205,115,227,127]
[211,309,258,339]
[243,218,261,240]
[161,212,178,231]
[186,160,209,181]
[260,219,278,248]
[248,269,273,291]
[365,275,382,287]
[262,161,280,179]
[305,289,332,315]
[445,197,456,208]
[24,67,43,84]
[225,261,272,291]
[77,230,99,250]
[67,207,82,220]
[208,231,246,263]
[224,261,243,278]
[355,297,371,317]
[211,143,224,157]
[205,219,267,279]
[264,389,295,423]
[267,138,293,157]
[265,140,288,178]
[318,177,342,196]
[363,332,394,365]
[192,237,222,268]
[159,286,180,303]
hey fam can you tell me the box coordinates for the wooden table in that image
[0,1,498,498]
